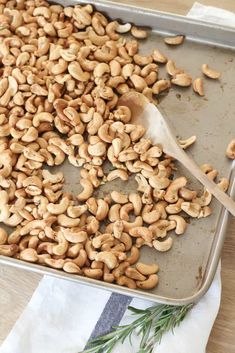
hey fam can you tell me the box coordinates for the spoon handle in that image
[174,148,235,217]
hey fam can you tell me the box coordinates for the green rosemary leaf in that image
[139,320,152,348]
[128,306,147,315]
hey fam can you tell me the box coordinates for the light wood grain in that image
[0,1,235,352]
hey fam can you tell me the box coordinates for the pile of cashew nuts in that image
[0,0,231,291]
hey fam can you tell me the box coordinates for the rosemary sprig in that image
[80,303,193,353]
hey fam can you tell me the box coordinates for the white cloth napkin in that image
[187,2,235,27]
[0,266,221,353]
[1,3,234,353]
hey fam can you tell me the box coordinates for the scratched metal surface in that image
[1,0,235,304]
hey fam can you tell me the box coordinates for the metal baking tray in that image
[1,0,235,305]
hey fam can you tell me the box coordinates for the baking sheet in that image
[0,0,235,304]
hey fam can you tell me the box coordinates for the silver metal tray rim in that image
[77,0,235,48]
[0,0,235,305]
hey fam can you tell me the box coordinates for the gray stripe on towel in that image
[86,293,132,344]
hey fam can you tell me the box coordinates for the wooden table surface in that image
[0,1,235,352]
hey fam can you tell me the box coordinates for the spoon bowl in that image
[119,91,235,217]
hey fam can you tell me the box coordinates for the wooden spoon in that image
[118,91,235,217]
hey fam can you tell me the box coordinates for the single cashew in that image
[169,215,187,235]
[53,231,69,256]
[0,228,8,245]
[92,233,114,249]
[68,62,90,82]
[23,147,44,162]
[135,173,149,192]
[109,59,121,77]
[91,261,104,270]
[44,188,63,203]
[119,203,133,221]
[136,262,159,275]
[131,26,148,39]
[112,261,129,278]
[112,220,124,239]
[152,49,167,64]
[33,112,53,127]
[116,23,131,33]
[88,141,106,157]
[0,244,18,257]
[153,237,173,252]
[67,205,87,218]
[181,202,201,217]
[134,54,153,66]
[193,78,204,96]
[226,139,235,160]
[193,189,212,206]
[108,204,121,222]
[126,246,140,265]
[47,197,70,215]
[63,262,82,274]
[77,179,94,201]
[178,135,196,149]
[95,251,117,270]
[94,41,118,62]
[66,243,83,258]
[129,227,153,243]
[217,178,229,192]
[42,169,64,184]
[171,73,192,87]
[106,21,120,40]
[86,216,99,235]
[107,169,129,182]
[136,274,159,289]
[73,249,87,268]
[130,74,147,92]
[45,258,65,269]
[116,275,136,289]
[20,248,38,263]
[122,215,143,232]
[96,199,109,221]
[164,177,187,203]
[0,190,10,222]
[149,175,170,190]
[143,210,160,224]
[84,240,98,261]
[179,187,197,201]
[98,123,115,143]
[57,214,80,228]
[117,233,132,252]
[23,176,42,196]
[166,60,183,76]
[103,265,115,283]
[164,35,184,45]
[125,267,146,281]
[83,268,103,279]
[111,191,128,204]
[91,12,108,35]
[94,63,110,78]
[165,198,184,214]
[88,28,109,46]
[202,64,221,79]
[128,193,142,216]
[198,206,212,218]
[149,220,175,238]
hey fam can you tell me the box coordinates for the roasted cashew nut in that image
[226,139,235,160]
[77,179,94,201]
